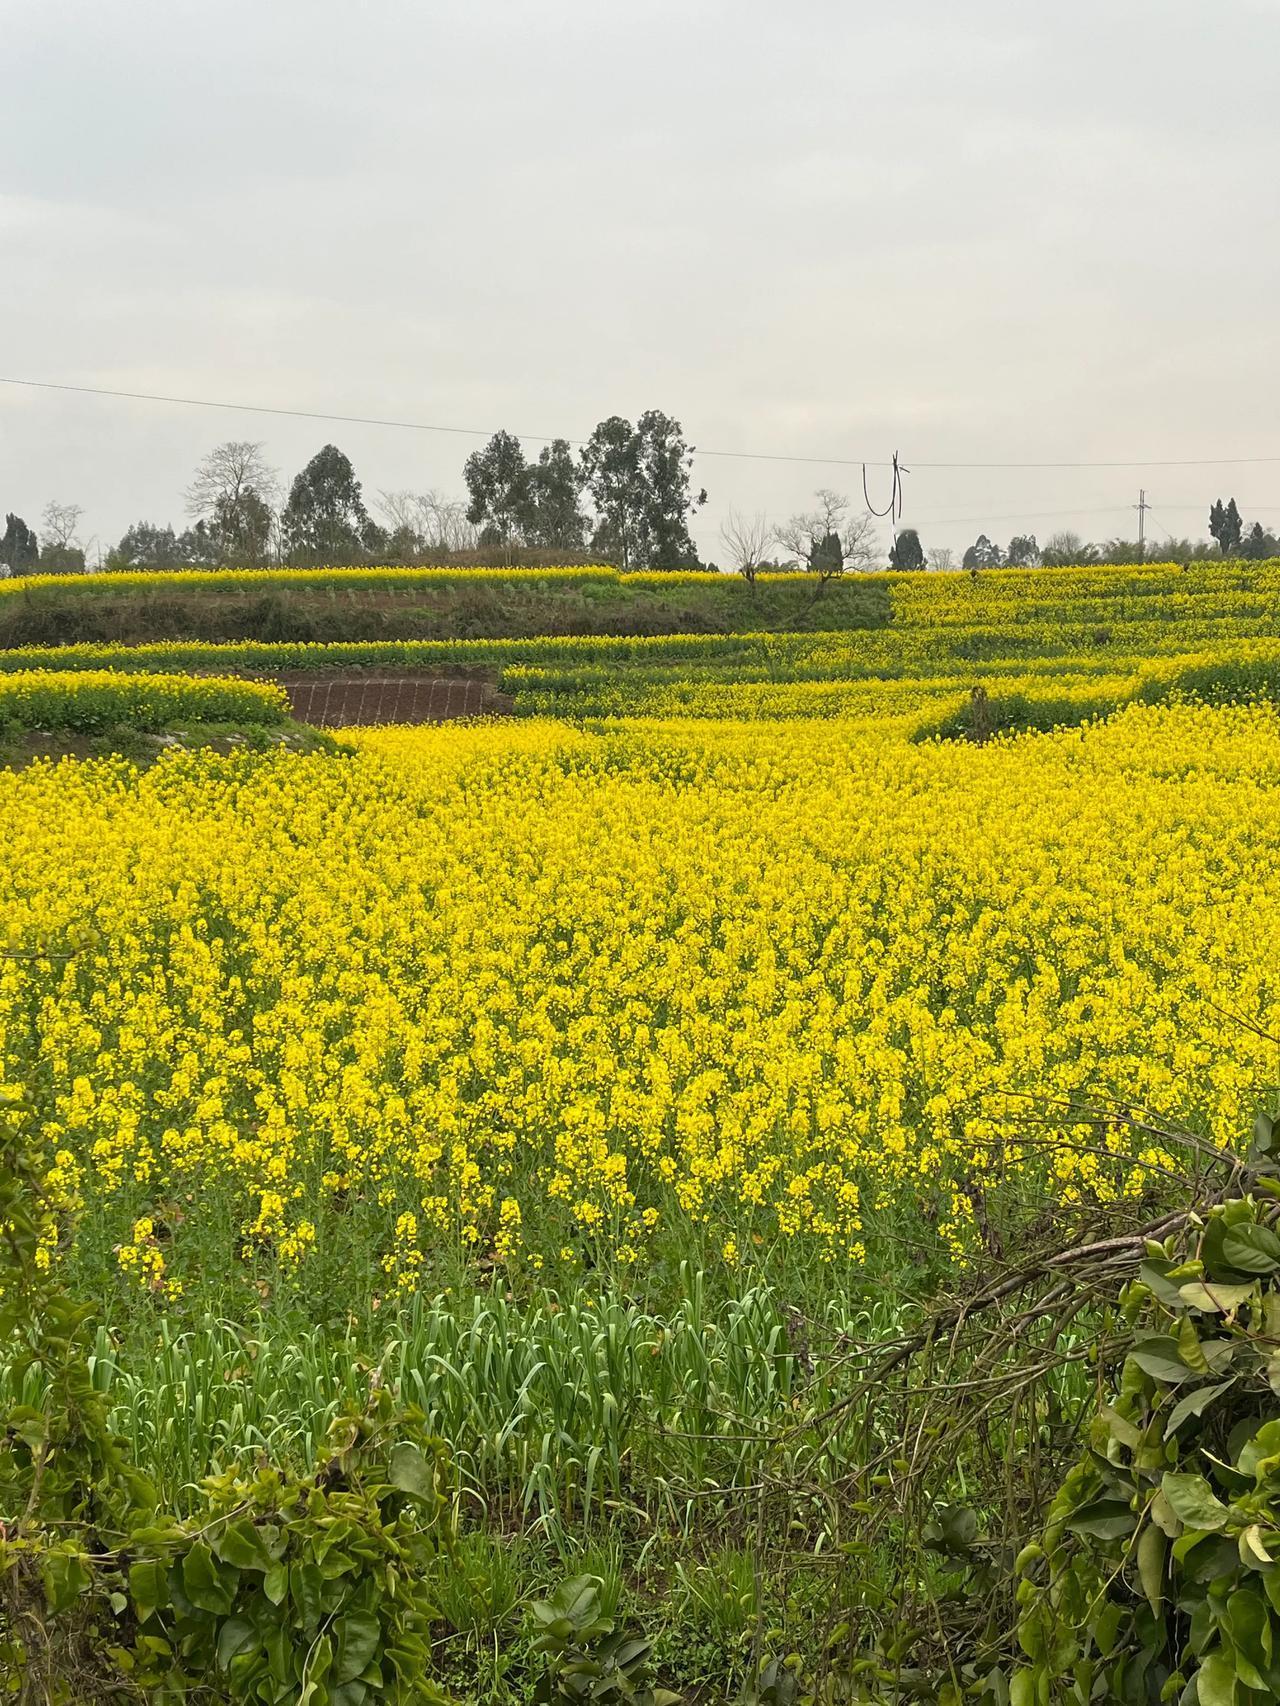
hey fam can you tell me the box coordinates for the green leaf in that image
[1010,1674,1035,1706]
[1166,1380,1237,1439]
[263,1561,288,1606]
[182,1541,238,1616]
[1140,1260,1190,1310]
[1131,1337,1198,1385]
[1179,1281,1256,1314]
[1222,1223,1280,1275]
[291,1560,325,1628]
[1226,1588,1273,1682]
[387,1441,436,1502]
[1197,1649,1238,1706]
[129,1558,168,1621]
[925,1504,980,1553]
[334,1609,382,1685]
[1151,1488,1181,1536]
[213,1517,274,1572]
[1161,1473,1230,1532]
[216,1616,259,1671]
[1237,1419,1280,1480]
[1101,1404,1144,1450]
[1239,1524,1274,1570]
[1065,1499,1136,1541]
[1138,1522,1166,1611]
[43,1549,90,1614]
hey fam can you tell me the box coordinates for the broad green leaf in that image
[1140,1260,1190,1310]
[1226,1588,1273,1682]
[43,1549,90,1614]
[388,1441,436,1502]
[1101,1405,1143,1450]
[213,1517,273,1573]
[1196,1649,1238,1706]
[291,1559,325,1628]
[129,1558,168,1621]
[1253,1110,1276,1155]
[1065,1499,1135,1541]
[1151,1488,1181,1536]
[1161,1473,1230,1532]
[182,1541,238,1616]
[1222,1223,1280,1275]
[216,1616,258,1671]
[1165,1380,1236,1439]
[1178,1281,1256,1314]
[1237,1419,1280,1480]
[940,1504,978,1549]
[1131,1337,1197,1386]
[334,1609,381,1686]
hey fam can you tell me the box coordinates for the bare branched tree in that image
[185,442,278,519]
[40,500,84,551]
[718,509,772,586]
[377,490,479,560]
[775,489,879,580]
[182,442,279,565]
[926,545,955,572]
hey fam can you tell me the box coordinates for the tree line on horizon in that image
[1,420,1275,578]
[0,412,711,577]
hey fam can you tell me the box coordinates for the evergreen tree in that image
[522,438,586,551]
[0,513,39,575]
[462,431,530,554]
[1240,520,1280,560]
[281,445,380,565]
[1209,497,1244,555]
[888,528,925,571]
[1005,533,1040,567]
[962,534,1002,570]
[580,412,704,570]
[636,409,705,570]
[580,416,642,570]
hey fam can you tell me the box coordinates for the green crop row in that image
[0,669,289,732]
[912,640,1280,740]
[4,556,1279,607]
[0,563,622,599]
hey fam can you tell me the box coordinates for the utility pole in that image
[1134,488,1148,561]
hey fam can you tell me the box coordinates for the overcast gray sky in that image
[4,0,1279,565]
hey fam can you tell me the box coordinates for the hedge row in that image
[0,671,289,733]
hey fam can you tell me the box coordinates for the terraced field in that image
[6,558,1280,1701]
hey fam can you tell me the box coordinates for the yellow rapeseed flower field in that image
[4,700,1278,1298]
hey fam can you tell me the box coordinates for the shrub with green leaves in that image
[528,1575,678,1706]
[1015,1124,1280,1705]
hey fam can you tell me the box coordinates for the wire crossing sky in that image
[3,0,1279,558]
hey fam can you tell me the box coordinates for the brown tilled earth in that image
[273,673,512,726]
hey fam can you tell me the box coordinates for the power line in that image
[902,504,1133,527]
[6,374,1280,472]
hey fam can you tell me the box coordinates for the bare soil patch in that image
[274,673,512,726]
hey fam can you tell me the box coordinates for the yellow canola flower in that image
[2,700,1280,1284]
